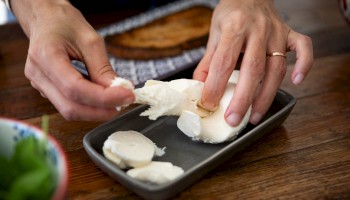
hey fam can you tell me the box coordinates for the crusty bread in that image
[105,6,212,60]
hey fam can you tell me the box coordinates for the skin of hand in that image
[194,0,313,126]
[11,0,135,121]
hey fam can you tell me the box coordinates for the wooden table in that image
[1,0,350,199]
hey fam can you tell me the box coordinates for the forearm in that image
[10,0,70,37]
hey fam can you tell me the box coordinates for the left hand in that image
[194,0,313,126]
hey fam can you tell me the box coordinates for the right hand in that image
[12,0,135,121]
[194,0,313,126]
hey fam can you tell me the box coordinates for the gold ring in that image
[266,52,287,59]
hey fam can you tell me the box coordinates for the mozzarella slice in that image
[126,161,184,184]
[103,131,165,169]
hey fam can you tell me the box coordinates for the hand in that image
[194,0,313,126]
[12,0,135,121]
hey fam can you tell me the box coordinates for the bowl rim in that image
[0,117,69,200]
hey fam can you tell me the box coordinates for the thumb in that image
[81,36,118,87]
[88,62,117,87]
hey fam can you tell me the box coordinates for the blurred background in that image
[0,0,176,26]
[0,1,15,25]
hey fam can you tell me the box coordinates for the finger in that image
[249,25,288,125]
[43,80,119,121]
[193,46,212,82]
[36,47,134,108]
[193,26,220,82]
[28,64,118,121]
[287,30,314,85]
[79,33,120,87]
[250,54,287,125]
[224,35,267,126]
[200,30,244,110]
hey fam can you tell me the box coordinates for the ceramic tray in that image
[83,89,296,200]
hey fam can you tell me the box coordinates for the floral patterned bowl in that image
[0,117,68,200]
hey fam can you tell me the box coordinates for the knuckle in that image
[212,55,234,74]
[30,42,54,57]
[24,48,46,82]
[220,11,246,33]
[301,35,312,44]
[82,32,104,47]
[297,34,313,48]
[96,95,109,107]
[257,16,270,30]
[27,42,42,58]
[59,105,77,121]
[24,64,35,80]
[61,82,79,101]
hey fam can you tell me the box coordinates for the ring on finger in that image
[266,52,287,59]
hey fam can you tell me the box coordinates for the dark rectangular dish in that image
[83,89,296,200]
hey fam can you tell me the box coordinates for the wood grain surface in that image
[0,0,349,199]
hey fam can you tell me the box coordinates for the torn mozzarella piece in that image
[126,161,184,184]
[110,77,134,89]
[110,77,135,111]
[103,131,165,169]
[177,82,251,143]
[134,79,210,120]
[134,70,251,143]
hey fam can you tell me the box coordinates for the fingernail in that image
[199,100,217,112]
[293,73,304,85]
[250,112,262,125]
[122,95,135,105]
[226,113,241,127]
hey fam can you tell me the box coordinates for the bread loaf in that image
[105,6,212,60]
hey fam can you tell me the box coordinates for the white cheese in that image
[134,79,210,120]
[134,70,251,143]
[110,77,134,89]
[177,71,251,143]
[126,161,184,184]
[177,81,251,143]
[103,131,165,169]
[103,131,183,185]
[110,77,135,111]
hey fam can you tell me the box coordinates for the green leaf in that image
[6,167,53,200]
[0,156,19,190]
[13,137,46,172]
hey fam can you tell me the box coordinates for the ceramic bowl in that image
[0,117,68,200]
